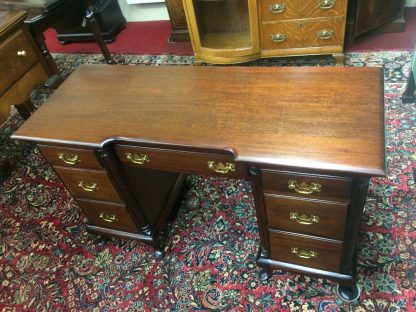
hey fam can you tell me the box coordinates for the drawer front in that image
[78,199,139,233]
[114,145,249,179]
[54,167,123,203]
[264,194,347,240]
[302,0,346,19]
[38,145,103,170]
[260,0,346,22]
[260,18,344,50]
[269,230,342,272]
[301,17,345,47]
[0,29,37,95]
[260,0,301,22]
[261,170,352,201]
[261,21,303,50]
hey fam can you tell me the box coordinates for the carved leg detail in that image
[336,284,361,302]
[333,53,345,66]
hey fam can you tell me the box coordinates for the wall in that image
[118,0,416,22]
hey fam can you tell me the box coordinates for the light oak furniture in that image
[182,0,348,65]
[12,64,385,301]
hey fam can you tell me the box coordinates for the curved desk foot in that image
[336,284,361,302]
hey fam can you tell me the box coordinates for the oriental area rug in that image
[0,51,415,312]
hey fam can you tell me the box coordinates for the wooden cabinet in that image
[0,10,49,124]
[183,0,347,64]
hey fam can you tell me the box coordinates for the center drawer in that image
[114,144,249,179]
[54,167,123,203]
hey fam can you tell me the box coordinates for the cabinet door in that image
[353,0,405,36]
[184,0,260,62]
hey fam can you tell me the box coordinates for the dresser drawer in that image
[78,199,139,233]
[264,194,347,240]
[54,167,123,203]
[269,230,342,272]
[260,17,344,50]
[260,0,301,22]
[38,145,103,170]
[302,0,346,19]
[0,29,37,95]
[114,145,249,179]
[261,170,352,201]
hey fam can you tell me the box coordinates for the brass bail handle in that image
[126,152,150,165]
[207,161,236,174]
[316,29,334,40]
[317,0,336,9]
[271,33,286,43]
[291,247,318,259]
[58,153,80,165]
[289,212,320,225]
[288,180,321,194]
[269,3,286,13]
[78,181,99,192]
[99,212,118,223]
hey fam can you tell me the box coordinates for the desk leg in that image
[15,98,35,120]
[84,0,114,64]
[336,284,361,302]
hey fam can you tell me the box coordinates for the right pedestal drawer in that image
[260,169,353,272]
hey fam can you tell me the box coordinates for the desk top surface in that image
[13,64,385,176]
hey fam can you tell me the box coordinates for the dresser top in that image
[13,64,385,176]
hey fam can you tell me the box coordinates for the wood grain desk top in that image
[12,64,385,176]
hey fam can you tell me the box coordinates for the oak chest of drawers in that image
[183,0,348,64]
[12,65,385,301]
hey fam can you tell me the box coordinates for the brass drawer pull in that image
[58,153,80,165]
[316,29,334,40]
[126,152,150,165]
[271,33,286,43]
[268,3,286,14]
[291,247,318,259]
[317,0,336,9]
[289,212,320,225]
[288,180,321,194]
[207,161,235,174]
[99,212,118,223]
[78,181,99,192]
[17,50,27,57]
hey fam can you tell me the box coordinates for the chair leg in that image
[15,98,36,120]
[84,0,115,64]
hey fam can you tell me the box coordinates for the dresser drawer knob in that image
[291,247,318,259]
[317,0,336,9]
[316,29,334,40]
[78,181,99,192]
[207,161,235,174]
[16,50,27,57]
[58,153,81,165]
[268,3,286,14]
[126,152,150,165]
[288,180,321,194]
[270,33,286,43]
[99,212,118,223]
[289,212,320,225]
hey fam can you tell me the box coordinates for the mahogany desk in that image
[12,65,385,301]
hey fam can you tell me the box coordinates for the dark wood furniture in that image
[0,10,49,124]
[0,0,115,80]
[402,49,416,103]
[55,0,126,44]
[12,65,385,301]
[0,10,50,177]
[166,0,189,42]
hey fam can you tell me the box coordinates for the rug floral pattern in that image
[0,51,415,311]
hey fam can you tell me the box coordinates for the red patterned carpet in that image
[0,51,415,311]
